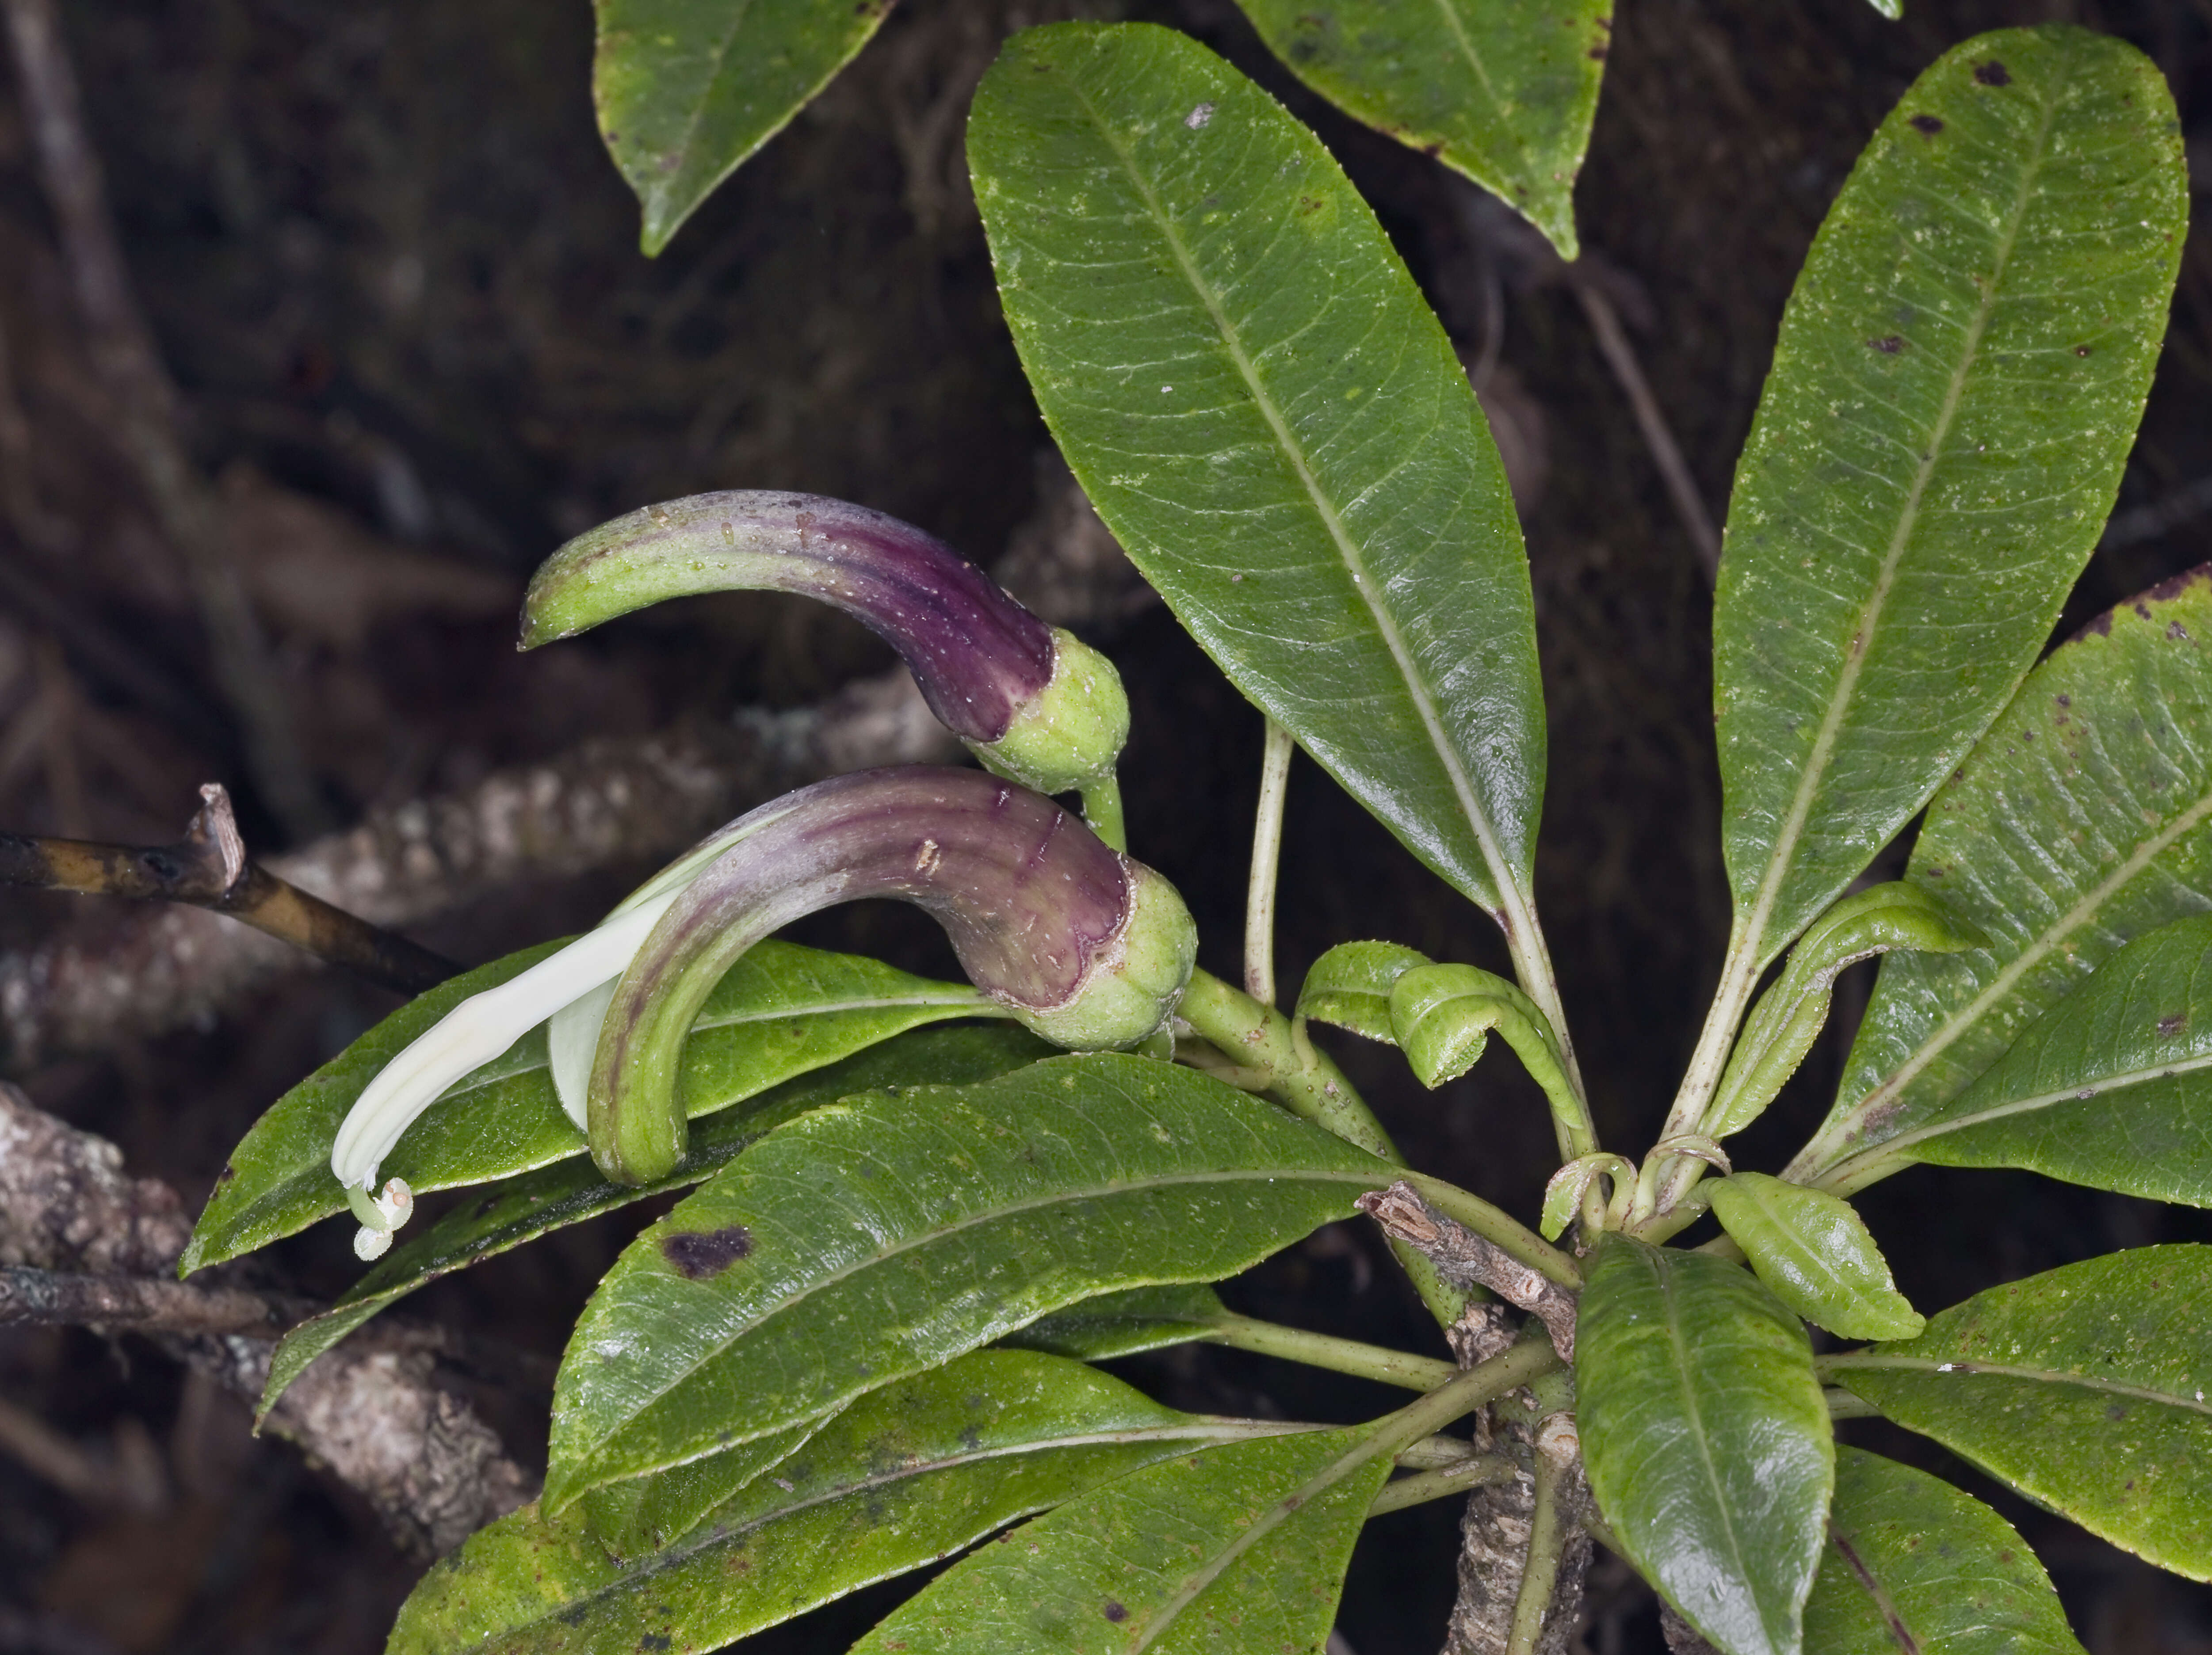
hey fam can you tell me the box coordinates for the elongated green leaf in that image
[1708,884,1983,1140]
[1803,1448,2085,1655]
[1832,915,2212,1201]
[392,1350,1294,1655]
[970,25,1547,936]
[1295,941,1433,1043]
[580,1413,825,1562]
[1797,573,2212,1183]
[595,0,893,255]
[1825,1246,2212,1580]
[546,1053,1392,1507]
[1004,1282,1230,1361]
[1706,1174,1924,1342]
[852,1425,1388,1655]
[185,938,999,1273]
[1229,0,1605,258]
[258,1026,1048,1418]
[1579,1236,1833,1655]
[1712,27,2184,980]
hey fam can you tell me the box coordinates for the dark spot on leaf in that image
[2170,621,2192,641]
[1422,141,1443,158]
[1299,196,1323,214]
[2137,603,2155,621]
[1974,60,2011,86]
[1589,44,1607,58]
[1870,335,1905,354]
[640,1636,673,1653]
[2160,1014,2187,1037]
[2077,612,2114,639]
[2075,344,2092,357]
[662,1225,753,1278]
[2146,564,2212,605]
[2108,1403,2128,1421]
[216,1163,237,1185]
[1103,1602,1128,1623]
[557,1605,590,1627]
[1910,114,1945,135]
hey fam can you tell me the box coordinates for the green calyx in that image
[970,628,1131,796]
[1012,863,1197,1050]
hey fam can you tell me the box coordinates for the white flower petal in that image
[548,974,621,1130]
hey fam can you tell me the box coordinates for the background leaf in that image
[1227,0,1606,258]
[1711,26,2184,977]
[545,1052,1392,1506]
[1796,572,2212,1182]
[1835,914,2212,1202]
[1825,1246,2212,1580]
[1578,1236,1833,1655]
[594,0,894,255]
[969,24,1548,942]
[392,1350,1291,1655]
[1803,1447,2086,1655]
[851,1425,1389,1655]
[258,1026,1047,1416]
[1706,1174,1924,1341]
[186,938,997,1272]
[1003,1282,1230,1361]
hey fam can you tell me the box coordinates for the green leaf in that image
[1797,572,2212,1184]
[1227,0,1605,259]
[1578,1235,1834,1655]
[1705,1174,1924,1342]
[391,1350,1294,1655]
[594,0,893,255]
[1003,1282,1230,1361]
[1708,884,1983,1140]
[257,1025,1048,1418]
[1710,27,2184,980]
[1295,941,1433,1043]
[184,938,999,1274]
[851,1425,1388,1655]
[970,25,1548,938]
[1831,914,2212,1202]
[545,1052,1393,1507]
[1824,1245,2212,1581]
[1387,962,1590,1155]
[579,1414,826,1563]
[1803,1447,2086,1655]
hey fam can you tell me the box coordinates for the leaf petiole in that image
[1201,1312,1459,1392]
[1244,719,1295,1006]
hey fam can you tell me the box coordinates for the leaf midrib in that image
[1058,61,1525,920]
[1734,75,2065,974]
[1829,1528,1925,1655]
[1880,1045,2212,1160]
[580,1153,1385,1461]
[652,0,763,195]
[1824,1354,2212,1416]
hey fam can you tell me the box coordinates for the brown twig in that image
[1,782,455,995]
[1360,1182,1578,1361]
[1,0,326,838]
[0,1264,313,1338]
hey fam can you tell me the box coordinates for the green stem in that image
[1646,927,1764,1219]
[1506,1433,1575,1655]
[1367,1455,1517,1517]
[1203,1313,1458,1393]
[1179,967,1393,1156]
[1243,719,1295,1006]
[1397,1434,1492,1471]
[1081,769,1127,852]
[1404,1172,1585,1289]
[1351,1337,1563,1472]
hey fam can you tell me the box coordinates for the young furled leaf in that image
[1295,940,1433,1044]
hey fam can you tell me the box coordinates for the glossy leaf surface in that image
[595,0,893,255]
[1004,1282,1230,1361]
[1826,1246,2212,1580]
[1230,0,1605,258]
[1712,27,2184,975]
[392,1350,1289,1655]
[186,938,996,1273]
[1707,884,1983,1139]
[1578,1236,1833,1655]
[1802,1447,2085,1655]
[259,1026,1047,1415]
[1706,1174,1924,1341]
[1295,940,1432,1043]
[1799,573,2212,1182]
[1839,915,2212,1201]
[546,1053,1391,1506]
[579,1414,824,1563]
[970,24,1547,929]
[851,1425,1388,1655]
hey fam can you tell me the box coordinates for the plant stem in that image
[1354,1337,1563,1472]
[1500,901,1592,1125]
[1178,968,1395,1158]
[1644,926,1764,1220]
[1404,1172,1584,1289]
[1244,719,1295,1005]
[1367,1455,1517,1517]
[1397,1434,1493,1471]
[1203,1313,1459,1392]
[1506,1433,1576,1655]
[1081,769,1127,852]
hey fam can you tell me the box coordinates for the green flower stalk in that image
[522,491,1130,808]
[586,766,1197,1183]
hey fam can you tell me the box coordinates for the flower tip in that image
[971,628,1130,795]
[354,1224,393,1261]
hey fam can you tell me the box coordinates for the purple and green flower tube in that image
[586,766,1196,1183]
[522,491,1131,839]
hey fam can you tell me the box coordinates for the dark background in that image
[1,0,2209,1648]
